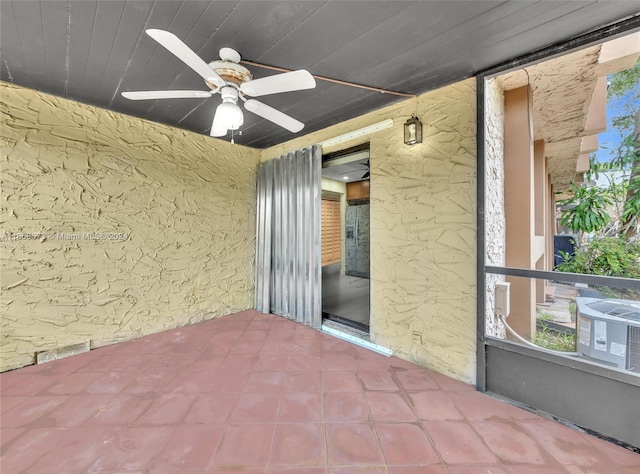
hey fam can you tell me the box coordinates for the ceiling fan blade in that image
[122,90,212,100]
[240,70,316,97]
[146,29,225,87]
[244,99,304,133]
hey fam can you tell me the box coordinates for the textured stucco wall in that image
[262,79,477,383]
[0,82,259,372]
[484,78,507,339]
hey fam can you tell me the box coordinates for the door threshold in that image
[322,313,369,333]
[321,321,393,357]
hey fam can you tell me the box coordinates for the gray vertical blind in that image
[254,145,322,329]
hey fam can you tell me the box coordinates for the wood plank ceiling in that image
[1,1,638,149]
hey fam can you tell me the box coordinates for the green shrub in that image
[557,183,612,233]
[556,236,640,279]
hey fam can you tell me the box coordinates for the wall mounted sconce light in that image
[404,114,422,145]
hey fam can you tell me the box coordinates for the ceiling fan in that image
[361,160,370,179]
[121,29,316,139]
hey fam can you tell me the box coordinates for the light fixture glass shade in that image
[404,114,422,145]
[216,101,244,130]
[210,124,227,137]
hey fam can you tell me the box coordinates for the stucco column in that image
[534,140,546,304]
[546,173,555,271]
[504,85,536,341]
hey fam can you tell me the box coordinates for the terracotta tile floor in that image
[1,310,638,473]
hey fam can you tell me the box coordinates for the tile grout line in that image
[390,366,449,470]
[265,316,295,471]
[355,363,390,469]
[204,315,250,471]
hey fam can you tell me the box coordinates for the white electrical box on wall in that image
[495,281,511,317]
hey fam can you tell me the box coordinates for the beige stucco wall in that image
[262,79,477,383]
[484,78,507,339]
[0,82,259,372]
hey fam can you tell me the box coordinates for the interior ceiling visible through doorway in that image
[322,148,369,183]
[1,1,638,149]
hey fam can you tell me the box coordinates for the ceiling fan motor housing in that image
[206,60,252,89]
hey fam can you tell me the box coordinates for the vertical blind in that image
[321,199,341,266]
[254,145,322,329]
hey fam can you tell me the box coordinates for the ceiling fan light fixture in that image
[210,124,228,137]
[216,102,244,129]
[216,86,244,129]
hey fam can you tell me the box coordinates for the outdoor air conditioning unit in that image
[576,297,640,373]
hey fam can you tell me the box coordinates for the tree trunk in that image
[624,108,640,239]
